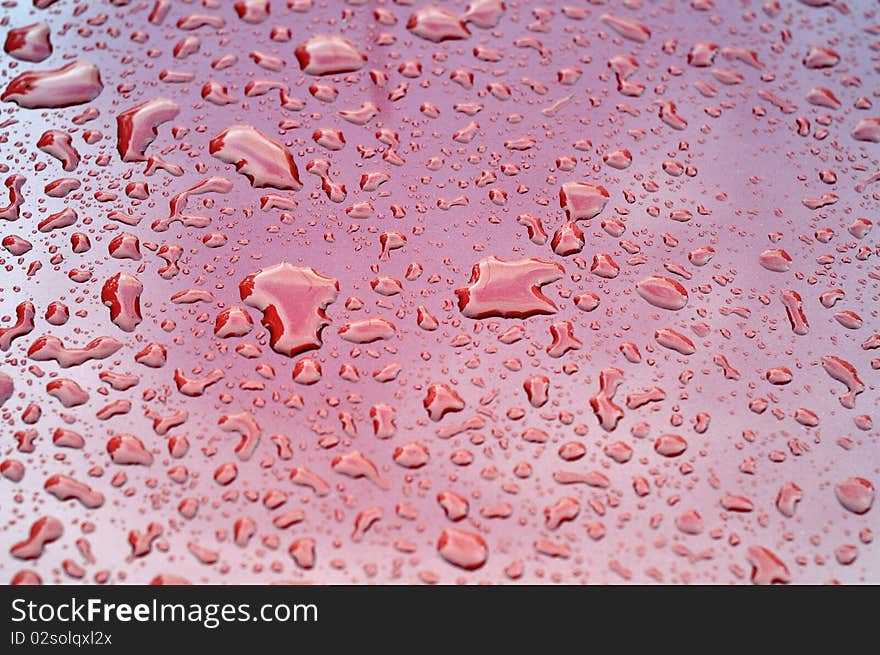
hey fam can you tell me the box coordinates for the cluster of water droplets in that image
[0,0,877,584]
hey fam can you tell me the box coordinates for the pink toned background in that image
[0,0,877,584]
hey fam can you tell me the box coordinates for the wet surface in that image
[0,0,878,584]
